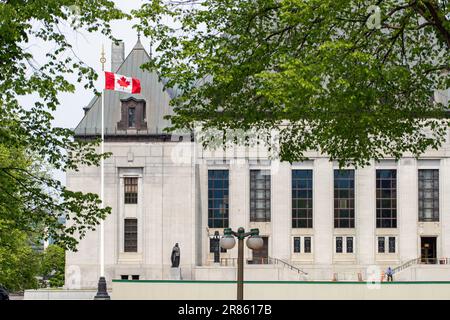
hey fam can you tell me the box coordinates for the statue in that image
[171,243,180,268]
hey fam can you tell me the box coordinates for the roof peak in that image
[133,37,145,51]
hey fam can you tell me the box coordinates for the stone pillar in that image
[314,158,333,266]
[271,162,291,261]
[398,158,418,261]
[356,162,375,266]
[104,158,117,276]
[441,158,450,258]
[229,161,249,260]
[198,162,209,266]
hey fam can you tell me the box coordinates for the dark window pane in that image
[376,170,397,228]
[334,170,355,229]
[336,237,343,253]
[346,237,353,253]
[304,237,311,253]
[389,237,396,253]
[381,180,391,189]
[250,170,271,222]
[208,170,229,228]
[293,237,301,253]
[381,209,391,218]
[378,237,385,253]
[292,170,313,228]
[124,177,138,204]
[124,218,137,252]
[418,169,439,222]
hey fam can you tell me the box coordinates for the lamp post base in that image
[94,276,110,300]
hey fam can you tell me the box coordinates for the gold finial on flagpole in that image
[100,44,106,72]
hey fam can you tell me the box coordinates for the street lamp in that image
[220,227,263,300]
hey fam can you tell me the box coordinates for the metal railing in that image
[219,257,308,276]
[219,257,279,266]
[219,257,265,266]
[392,258,421,274]
[270,257,308,276]
[419,257,450,265]
[247,257,275,265]
[393,257,450,274]
[219,257,235,266]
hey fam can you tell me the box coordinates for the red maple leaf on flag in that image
[117,76,130,88]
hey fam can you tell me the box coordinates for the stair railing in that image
[269,257,308,276]
[219,257,308,276]
[392,258,421,274]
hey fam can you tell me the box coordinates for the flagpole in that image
[100,86,104,278]
[95,44,110,300]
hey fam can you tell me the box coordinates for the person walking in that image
[386,266,394,282]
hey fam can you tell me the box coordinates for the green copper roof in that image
[74,40,175,136]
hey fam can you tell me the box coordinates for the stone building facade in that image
[65,40,450,289]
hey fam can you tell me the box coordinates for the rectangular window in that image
[336,237,343,253]
[124,177,138,204]
[293,237,301,253]
[388,237,396,253]
[124,218,137,252]
[208,170,229,228]
[418,169,439,222]
[376,169,397,228]
[128,107,136,127]
[334,170,355,228]
[346,237,354,253]
[121,275,129,280]
[292,170,313,228]
[378,237,385,253]
[304,237,312,253]
[250,170,271,222]
[131,275,140,280]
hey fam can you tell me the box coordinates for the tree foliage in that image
[41,244,65,288]
[136,0,450,166]
[0,223,65,292]
[0,1,127,251]
[0,219,42,292]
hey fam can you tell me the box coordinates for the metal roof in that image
[74,39,175,136]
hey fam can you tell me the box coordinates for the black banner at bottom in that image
[1,300,448,319]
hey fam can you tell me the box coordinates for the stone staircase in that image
[194,257,308,281]
[393,257,450,281]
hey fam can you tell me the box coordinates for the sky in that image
[25,1,153,184]
[51,0,151,130]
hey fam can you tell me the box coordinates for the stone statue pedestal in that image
[170,267,182,280]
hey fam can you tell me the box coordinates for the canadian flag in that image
[105,72,141,94]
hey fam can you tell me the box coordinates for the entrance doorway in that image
[250,236,269,264]
[421,237,437,264]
